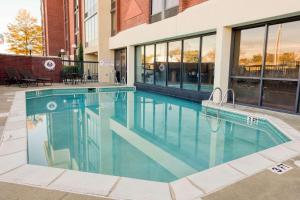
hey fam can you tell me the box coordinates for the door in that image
[115,48,127,83]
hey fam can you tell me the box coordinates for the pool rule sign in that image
[44,60,56,71]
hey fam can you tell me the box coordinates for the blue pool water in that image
[26,88,289,182]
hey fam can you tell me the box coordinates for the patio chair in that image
[19,68,53,86]
[4,67,37,87]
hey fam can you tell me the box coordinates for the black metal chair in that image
[5,67,37,87]
[19,68,53,86]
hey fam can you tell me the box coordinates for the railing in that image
[205,88,235,118]
[205,87,223,115]
[61,60,99,83]
[220,89,235,108]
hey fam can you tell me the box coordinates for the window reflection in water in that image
[26,91,288,182]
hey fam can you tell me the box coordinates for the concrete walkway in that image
[0,84,300,200]
[203,157,300,200]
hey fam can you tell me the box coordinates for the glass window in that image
[135,46,144,83]
[155,43,167,86]
[231,79,260,105]
[85,0,97,18]
[265,21,300,79]
[168,41,182,88]
[84,14,98,48]
[166,0,179,9]
[262,80,297,111]
[201,35,216,92]
[182,38,200,91]
[145,45,155,84]
[232,27,265,77]
[111,11,117,36]
[152,0,163,15]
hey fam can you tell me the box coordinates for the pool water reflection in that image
[26,90,289,182]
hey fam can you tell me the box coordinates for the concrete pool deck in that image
[0,84,300,200]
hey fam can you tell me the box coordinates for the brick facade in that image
[115,0,207,34]
[179,0,208,12]
[117,0,150,33]
[0,54,63,83]
[42,0,66,56]
[41,0,83,57]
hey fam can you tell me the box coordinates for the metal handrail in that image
[219,89,235,108]
[208,87,223,102]
[205,87,223,115]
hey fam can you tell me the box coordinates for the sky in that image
[0,0,41,53]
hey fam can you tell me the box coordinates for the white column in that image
[127,45,135,86]
[213,26,232,103]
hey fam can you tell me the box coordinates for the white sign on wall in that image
[99,59,114,67]
[44,60,56,70]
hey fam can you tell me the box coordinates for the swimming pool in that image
[25,88,289,182]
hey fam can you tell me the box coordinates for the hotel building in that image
[41,0,83,58]
[109,0,300,113]
[41,0,114,82]
[41,0,300,113]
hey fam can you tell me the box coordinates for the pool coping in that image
[0,88,299,200]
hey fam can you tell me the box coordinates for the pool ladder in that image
[205,88,236,116]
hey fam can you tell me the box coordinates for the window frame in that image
[134,32,216,93]
[230,16,300,113]
[150,0,179,23]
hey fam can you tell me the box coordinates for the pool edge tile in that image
[0,164,65,187]
[109,177,172,200]
[228,153,275,176]
[48,170,119,197]
[258,145,299,163]
[170,177,204,200]
[188,164,246,194]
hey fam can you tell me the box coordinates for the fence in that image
[62,60,99,82]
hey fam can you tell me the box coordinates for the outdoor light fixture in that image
[27,44,33,56]
[72,44,77,60]
[60,49,65,58]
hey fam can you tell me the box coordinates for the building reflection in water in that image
[26,90,286,182]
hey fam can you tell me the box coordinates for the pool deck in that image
[0,84,300,200]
